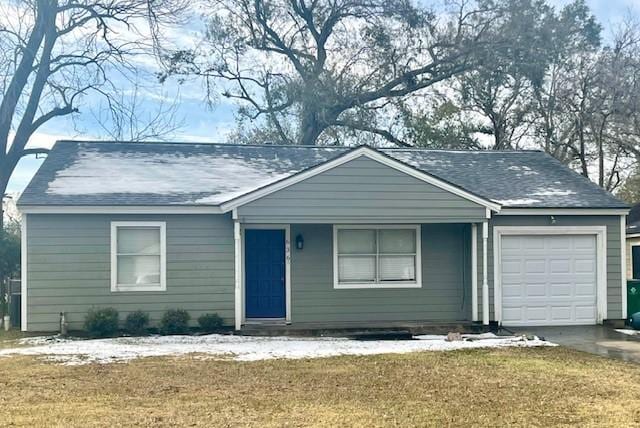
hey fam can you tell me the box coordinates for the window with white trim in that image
[333,225,421,289]
[111,222,166,292]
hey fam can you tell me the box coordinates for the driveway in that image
[511,325,640,363]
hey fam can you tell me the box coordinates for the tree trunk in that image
[598,138,604,187]
[299,104,327,145]
[0,171,9,233]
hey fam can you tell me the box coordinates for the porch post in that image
[21,213,28,331]
[471,223,478,322]
[233,209,242,331]
[621,214,628,320]
[482,220,489,325]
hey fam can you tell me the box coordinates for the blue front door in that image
[245,229,286,318]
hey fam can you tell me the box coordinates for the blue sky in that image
[6,0,637,194]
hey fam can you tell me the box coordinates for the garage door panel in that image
[524,260,546,274]
[522,237,545,250]
[502,307,523,322]
[501,234,597,326]
[573,235,596,250]
[575,305,596,320]
[524,306,548,322]
[575,259,596,273]
[525,283,547,297]
[549,239,571,250]
[501,260,522,274]
[550,306,572,321]
[549,283,572,297]
[550,259,571,273]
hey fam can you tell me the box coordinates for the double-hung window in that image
[111,222,166,292]
[333,225,421,289]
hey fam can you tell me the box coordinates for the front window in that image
[334,225,421,289]
[111,222,166,292]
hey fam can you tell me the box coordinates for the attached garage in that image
[494,227,607,327]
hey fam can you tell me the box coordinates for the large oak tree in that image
[163,0,519,146]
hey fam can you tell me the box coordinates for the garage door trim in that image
[493,226,607,325]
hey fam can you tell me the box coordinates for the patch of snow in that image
[0,333,554,365]
[530,188,576,197]
[46,148,301,205]
[615,329,640,336]
[506,165,539,175]
[494,198,541,206]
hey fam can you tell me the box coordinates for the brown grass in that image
[0,347,639,427]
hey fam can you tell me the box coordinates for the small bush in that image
[160,309,190,334]
[124,310,150,335]
[84,307,119,337]
[197,313,224,333]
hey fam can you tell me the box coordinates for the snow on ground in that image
[615,329,640,337]
[0,333,554,365]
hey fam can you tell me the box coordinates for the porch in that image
[233,221,491,331]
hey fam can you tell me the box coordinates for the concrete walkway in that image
[511,325,640,363]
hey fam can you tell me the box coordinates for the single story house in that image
[18,141,630,332]
[626,204,640,279]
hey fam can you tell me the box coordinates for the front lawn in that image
[0,347,638,426]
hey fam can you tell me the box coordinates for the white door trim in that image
[493,226,607,325]
[241,224,291,325]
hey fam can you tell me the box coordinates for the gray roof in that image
[18,140,628,209]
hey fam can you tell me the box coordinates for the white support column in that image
[471,223,478,322]
[233,210,242,331]
[621,214,628,320]
[21,213,27,332]
[482,220,489,325]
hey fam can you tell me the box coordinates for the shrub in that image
[124,310,150,335]
[84,307,119,337]
[160,309,190,334]
[197,313,224,333]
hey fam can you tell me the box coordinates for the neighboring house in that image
[2,192,21,225]
[17,141,630,332]
[626,204,640,280]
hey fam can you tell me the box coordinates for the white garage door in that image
[500,234,597,326]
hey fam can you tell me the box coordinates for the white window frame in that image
[111,221,167,292]
[333,224,422,289]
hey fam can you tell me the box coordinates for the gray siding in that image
[237,156,488,223]
[475,215,623,321]
[290,224,471,323]
[26,214,235,331]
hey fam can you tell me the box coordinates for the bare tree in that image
[0,0,187,231]
[162,0,510,146]
[88,79,184,141]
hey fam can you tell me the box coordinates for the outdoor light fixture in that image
[295,234,304,250]
[550,215,557,225]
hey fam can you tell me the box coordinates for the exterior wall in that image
[289,223,471,324]
[627,236,640,279]
[26,214,235,331]
[477,215,623,322]
[237,156,488,224]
